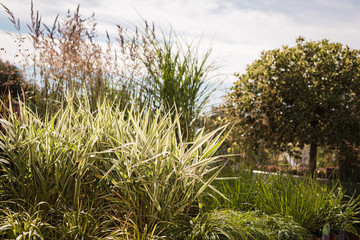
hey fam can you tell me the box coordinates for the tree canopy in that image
[0,59,23,98]
[226,37,360,174]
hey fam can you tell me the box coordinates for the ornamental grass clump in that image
[166,209,308,240]
[209,168,360,236]
[0,94,228,238]
[96,101,228,233]
[255,174,360,235]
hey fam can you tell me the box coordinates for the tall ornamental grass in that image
[140,31,216,139]
[0,95,227,238]
[2,3,218,129]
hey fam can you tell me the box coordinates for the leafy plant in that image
[256,174,360,235]
[166,210,308,240]
[57,209,108,240]
[0,203,55,240]
[140,31,216,139]
[209,168,360,236]
[99,106,228,234]
[0,59,24,98]
[0,96,107,208]
[204,168,260,211]
[0,94,228,238]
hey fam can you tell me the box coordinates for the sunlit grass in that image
[0,94,227,238]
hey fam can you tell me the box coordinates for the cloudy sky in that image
[0,0,359,104]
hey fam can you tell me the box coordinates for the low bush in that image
[166,210,308,240]
[209,168,360,236]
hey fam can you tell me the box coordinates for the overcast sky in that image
[0,0,359,105]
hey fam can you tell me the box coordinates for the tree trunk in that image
[309,142,318,177]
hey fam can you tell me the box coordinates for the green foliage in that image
[0,59,24,98]
[209,168,360,236]
[2,4,360,238]
[0,96,106,208]
[204,169,259,211]
[256,175,360,235]
[57,209,107,240]
[1,95,360,238]
[99,104,228,233]
[225,37,360,173]
[0,203,55,240]
[0,94,227,238]
[167,210,308,240]
[141,31,216,139]
[0,59,26,120]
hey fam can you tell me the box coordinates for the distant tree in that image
[0,59,23,98]
[226,37,360,176]
[0,59,25,134]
